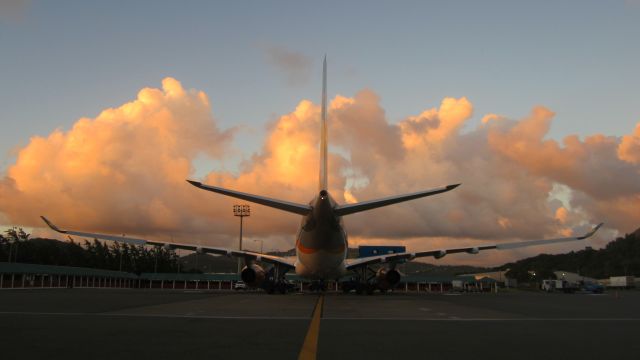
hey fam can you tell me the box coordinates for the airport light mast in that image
[233,204,250,275]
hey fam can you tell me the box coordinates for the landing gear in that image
[262,264,292,295]
[352,283,374,295]
[309,280,327,292]
[342,266,389,295]
[342,278,376,295]
[342,282,354,293]
[263,280,294,294]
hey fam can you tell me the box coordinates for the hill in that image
[500,227,640,281]
[7,227,638,280]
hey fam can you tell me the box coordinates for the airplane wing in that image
[186,180,311,216]
[345,223,603,270]
[334,184,460,216]
[40,216,296,269]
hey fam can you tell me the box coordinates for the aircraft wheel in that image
[278,283,287,294]
[366,285,374,295]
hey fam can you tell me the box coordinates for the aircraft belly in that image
[295,251,346,279]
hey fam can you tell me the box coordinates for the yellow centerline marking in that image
[298,295,324,360]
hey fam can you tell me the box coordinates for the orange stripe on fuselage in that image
[296,238,345,255]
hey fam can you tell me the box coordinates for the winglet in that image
[577,222,604,240]
[186,179,202,187]
[41,216,65,233]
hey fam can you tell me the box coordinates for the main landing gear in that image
[262,265,293,294]
[263,281,291,294]
[342,266,378,295]
[309,280,327,292]
[341,281,375,295]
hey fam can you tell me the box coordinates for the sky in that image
[1,0,639,266]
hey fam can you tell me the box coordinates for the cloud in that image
[1,78,639,265]
[487,108,640,232]
[261,45,313,86]
[618,123,640,165]
[0,78,234,240]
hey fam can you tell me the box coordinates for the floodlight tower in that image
[233,204,250,275]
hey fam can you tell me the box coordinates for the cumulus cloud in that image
[487,108,640,232]
[261,45,313,86]
[1,78,639,265]
[618,123,640,165]
[0,78,234,241]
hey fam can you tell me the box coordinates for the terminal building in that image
[460,270,517,288]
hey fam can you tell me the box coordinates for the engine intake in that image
[376,268,402,290]
[241,264,266,287]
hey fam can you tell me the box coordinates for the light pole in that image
[233,204,250,274]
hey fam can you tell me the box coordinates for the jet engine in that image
[375,267,402,290]
[241,264,266,287]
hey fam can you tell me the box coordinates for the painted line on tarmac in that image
[298,294,324,360]
[0,311,309,320]
[321,317,640,321]
[2,312,639,322]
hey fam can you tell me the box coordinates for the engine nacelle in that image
[376,268,402,290]
[241,264,266,287]
[467,247,479,254]
[434,250,447,259]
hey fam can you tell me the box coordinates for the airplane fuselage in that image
[294,190,348,279]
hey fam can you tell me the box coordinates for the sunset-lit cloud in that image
[618,123,640,165]
[1,78,639,265]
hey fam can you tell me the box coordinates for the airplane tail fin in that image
[319,55,328,192]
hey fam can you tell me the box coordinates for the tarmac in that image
[1,288,639,359]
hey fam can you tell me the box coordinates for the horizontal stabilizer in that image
[335,184,460,216]
[186,180,312,215]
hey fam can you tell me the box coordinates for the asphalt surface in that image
[1,289,639,359]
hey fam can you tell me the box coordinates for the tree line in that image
[503,228,640,281]
[2,226,639,278]
[0,227,189,274]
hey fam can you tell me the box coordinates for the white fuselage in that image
[293,191,348,280]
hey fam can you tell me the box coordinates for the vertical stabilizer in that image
[319,56,328,191]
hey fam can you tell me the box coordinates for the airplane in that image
[41,57,603,294]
